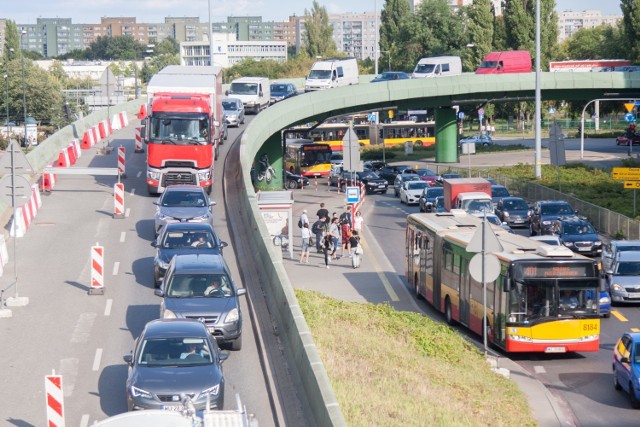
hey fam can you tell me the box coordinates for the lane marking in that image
[631,328,640,332]
[104,299,113,317]
[71,313,97,343]
[92,348,103,371]
[119,231,126,243]
[361,237,399,302]
[60,358,79,396]
[130,187,136,196]
[80,414,89,427]
[611,310,628,322]
[125,208,131,218]
[534,365,546,374]
[136,171,142,178]
[112,261,120,276]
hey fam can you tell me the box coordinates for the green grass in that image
[297,290,537,427]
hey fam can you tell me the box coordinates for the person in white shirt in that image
[299,223,311,263]
[353,210,364,235]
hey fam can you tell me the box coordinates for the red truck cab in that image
[475,51,532,74]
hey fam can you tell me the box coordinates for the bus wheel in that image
[631,385,640,409]
[414,140,423,147]
[445,298,456,326]
[414,274,423,300]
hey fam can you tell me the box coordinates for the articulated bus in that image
[284,121,436,152]
[406,211,602,353]
[284,139,333,177]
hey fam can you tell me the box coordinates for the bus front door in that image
[459,260,470,326]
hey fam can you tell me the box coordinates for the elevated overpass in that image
[234,72,640,426]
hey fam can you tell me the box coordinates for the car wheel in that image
[445,297,456,326]
[614,369,622,390]
[230,335,242,351]
[603,313,611,319]
[287,180,297,190]
[631,384,640,408]
[394,190,399,197]
[483,142,489,146]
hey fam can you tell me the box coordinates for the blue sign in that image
[625,112,637,123]
[346,186,360,204]
[458,112,465,119]
[367,112,378,124]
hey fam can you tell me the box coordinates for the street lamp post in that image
[134,51,139,99]
[20,30,27,147]
[4,73,8,134]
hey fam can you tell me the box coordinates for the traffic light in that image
[631,124,636,136]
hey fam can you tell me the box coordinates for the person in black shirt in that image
[316,202,329,220]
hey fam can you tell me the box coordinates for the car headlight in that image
[130,386,152,399]
[503,212,510,217]
[563,242,574,247]
[192,214,210,221]
[224,308,239,323]
[147,171,161,181]
[600,296,611,304]
[542,220,551,225]
[156,212,170,221]
[201,384,220,396]
[612,283,624,292]
[162,309,177,319]
[594,241,602,246]
[197,170,211,181]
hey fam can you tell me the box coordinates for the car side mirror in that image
[220,241,228,248]
[154,289,164,297]
[621,356,631,364]
[237,288,247,296]
[153,201,159,206]
[213,120,220,128]
[209,201,216,207]
[123,354,133,365]
[219,351,230,362]
[259,91,263,97]
[606,269,613,275]
[150,241,157,248]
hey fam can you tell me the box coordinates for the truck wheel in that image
[147,185,159,196]
[230,335,242,351]
[215,146,219,160]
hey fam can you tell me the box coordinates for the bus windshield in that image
[149,113,209,145]
[301,147,332,166]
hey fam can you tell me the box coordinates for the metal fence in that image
[425,163,640,240]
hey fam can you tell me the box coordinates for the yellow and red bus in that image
[284,121,436,152]
[406,211,602,353]
[284,139,332,178]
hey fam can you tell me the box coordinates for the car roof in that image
[491,185,508,189]
[162,223,216,233]
[142,319,209,339]
[500,196,526,201]
[558,219,590,227]
[163,185,205,193]
[171,253,227,273]
[617,251,640,262]
[612,240,640,248]
[536,200,570,205]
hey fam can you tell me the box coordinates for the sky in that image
[1,0,623,25]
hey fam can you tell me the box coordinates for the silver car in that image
[154,185,215,236]
[606,251,640,304]
[222,97,245,127]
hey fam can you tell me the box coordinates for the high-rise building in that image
[557,10,622,41]
[0,19,6,58]
[20,18,84,57]
[411,0,502,15]
[180,34,287,68]
[329,12,378,61]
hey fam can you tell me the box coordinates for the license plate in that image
[578,247,591,251]
[163,405,183,411]
[627,293,640,299]
[514,220,523,224]
[207,327,216,333]
[545,346,566,353]
[378,185,386,188]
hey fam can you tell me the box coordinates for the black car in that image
[419,186,444,212]
[363,160,388,172]
[494,197,531,228]
[124,319,228,411]
[330,170,388,194]
[285,170,310,189]
[377,165,411,182]
[152,223,227,286]
[553,219,602,257]
[530,200,578,236]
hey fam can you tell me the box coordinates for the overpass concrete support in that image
[435,107,458,163]
[254,133,283,190]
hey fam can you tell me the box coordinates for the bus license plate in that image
[545,346,566,353]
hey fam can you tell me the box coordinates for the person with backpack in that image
[349,230,362,268]
[298,209,309,229]
[322,233,333,269]
[311,217,326,253]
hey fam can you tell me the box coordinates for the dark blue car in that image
[270,82,297,104]
[370,71,411,83]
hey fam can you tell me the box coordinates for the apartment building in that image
[0,19,6,58]
[329,12,378,61]
[19,18,84,57]
[180,34,287,67]
[557,10,622,41]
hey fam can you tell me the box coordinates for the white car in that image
[400,181,431,205]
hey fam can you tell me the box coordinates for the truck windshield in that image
[149,114,210,145]
[415,64,436,74]
[229,83,258,95]
[463,199,492,213]
[308,70,332,79]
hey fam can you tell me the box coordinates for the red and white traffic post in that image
[45,370,65,427]
[117,145,126,178]
[114,183,125,219]
[89,243,104,295]
[134,127,144,153]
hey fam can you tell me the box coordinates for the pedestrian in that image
[332,212,339,223]
[353,210,364,235]
[339,204,353,227]
[316,202,329,221]
[322,233,333,269]
[349,230,362,268]
[299,223,311,264]
[311,217,325,253]
[298,209,309,229]
[341,218,352,257]
[329,217,341,260]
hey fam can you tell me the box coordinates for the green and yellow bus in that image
[406,211,602,353]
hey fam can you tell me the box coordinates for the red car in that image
[616,135,640,146]
[404,168,439,186]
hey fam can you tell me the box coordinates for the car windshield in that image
[161,231,216,249]
[562,222,595,235]
[415,169,436,177]
[308,69,332,79]
[358,171,380,179]
[485,215,501,226]
[540,204,574,215]
[503,199,529,210]
[434,197,445,209]
[534,238,560,246]
[617,245,640,253]
[408,182,429,190]
[137,337,213,367]
[492,187,510,197]
[160,190,207,207]
[479,61,499,68]
[229,82,258,95]
[508,282,599,323]
[615,261,640,276]
[464,200,492,212]
[222,101,238,110]
[166,273,234,298]
[271,84,288,92]
[401,175,420,182]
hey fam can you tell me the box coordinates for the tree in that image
[621,0,640,62]
[152,38,179,56]
[380,0,412,72]
[463,0,494,72]
[492,16,508,51]
[556,25,626,60]
[302,0,336,58]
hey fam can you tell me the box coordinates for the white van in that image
[412,56,462,78]
[226,77,270,114]
[305,57,359,92]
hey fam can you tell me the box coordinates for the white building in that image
[557,10,622,41]
[180,33,287,67]
[411,0,502,15]
[329,12,379,61]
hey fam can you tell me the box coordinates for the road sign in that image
[469,253,501,284]
[0,175,32,206]
[478,108,484,117]
[625,112,637,123]
[458,112,465,119]
[612,167,640,181]
[341,127,362,172]
[466,221,504,253]
[624,181,640,189]
[346,186,360,203]
[367,112,378,124]
[625,103,636,113]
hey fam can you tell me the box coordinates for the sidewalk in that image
[282,182,570,426]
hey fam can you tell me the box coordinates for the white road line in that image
[130,187,136,196]
[112,261,120,275]
[104,299,113,316]
[92,348,103,371]
[125,207,131,218]
[136,171,142,178]
[60,358,79,396]
[534,365,546,374]
[120,231,126,243]
[79,414,89,427]
[71,313,97,343]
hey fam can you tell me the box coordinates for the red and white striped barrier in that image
[91,125,100,143]
[45,371,65,427]
[10,184,41,238]
[138,103,147,119]
[40,165,57,192]
[81,129,95,149]
[111,113,121,130]
[119,111,129,127]
[106,118,112,135]
[56,147,71,167]
[98,121,108,139]
[134,127,144,153]
[70,138,81,159]
[114,183,125,219]
[117,145,126,178]
[65,144,77,166]
[89,243,105,295]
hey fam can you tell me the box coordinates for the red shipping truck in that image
[144,66,224,195]
[443,178,492,212]
[475,51,532,74]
